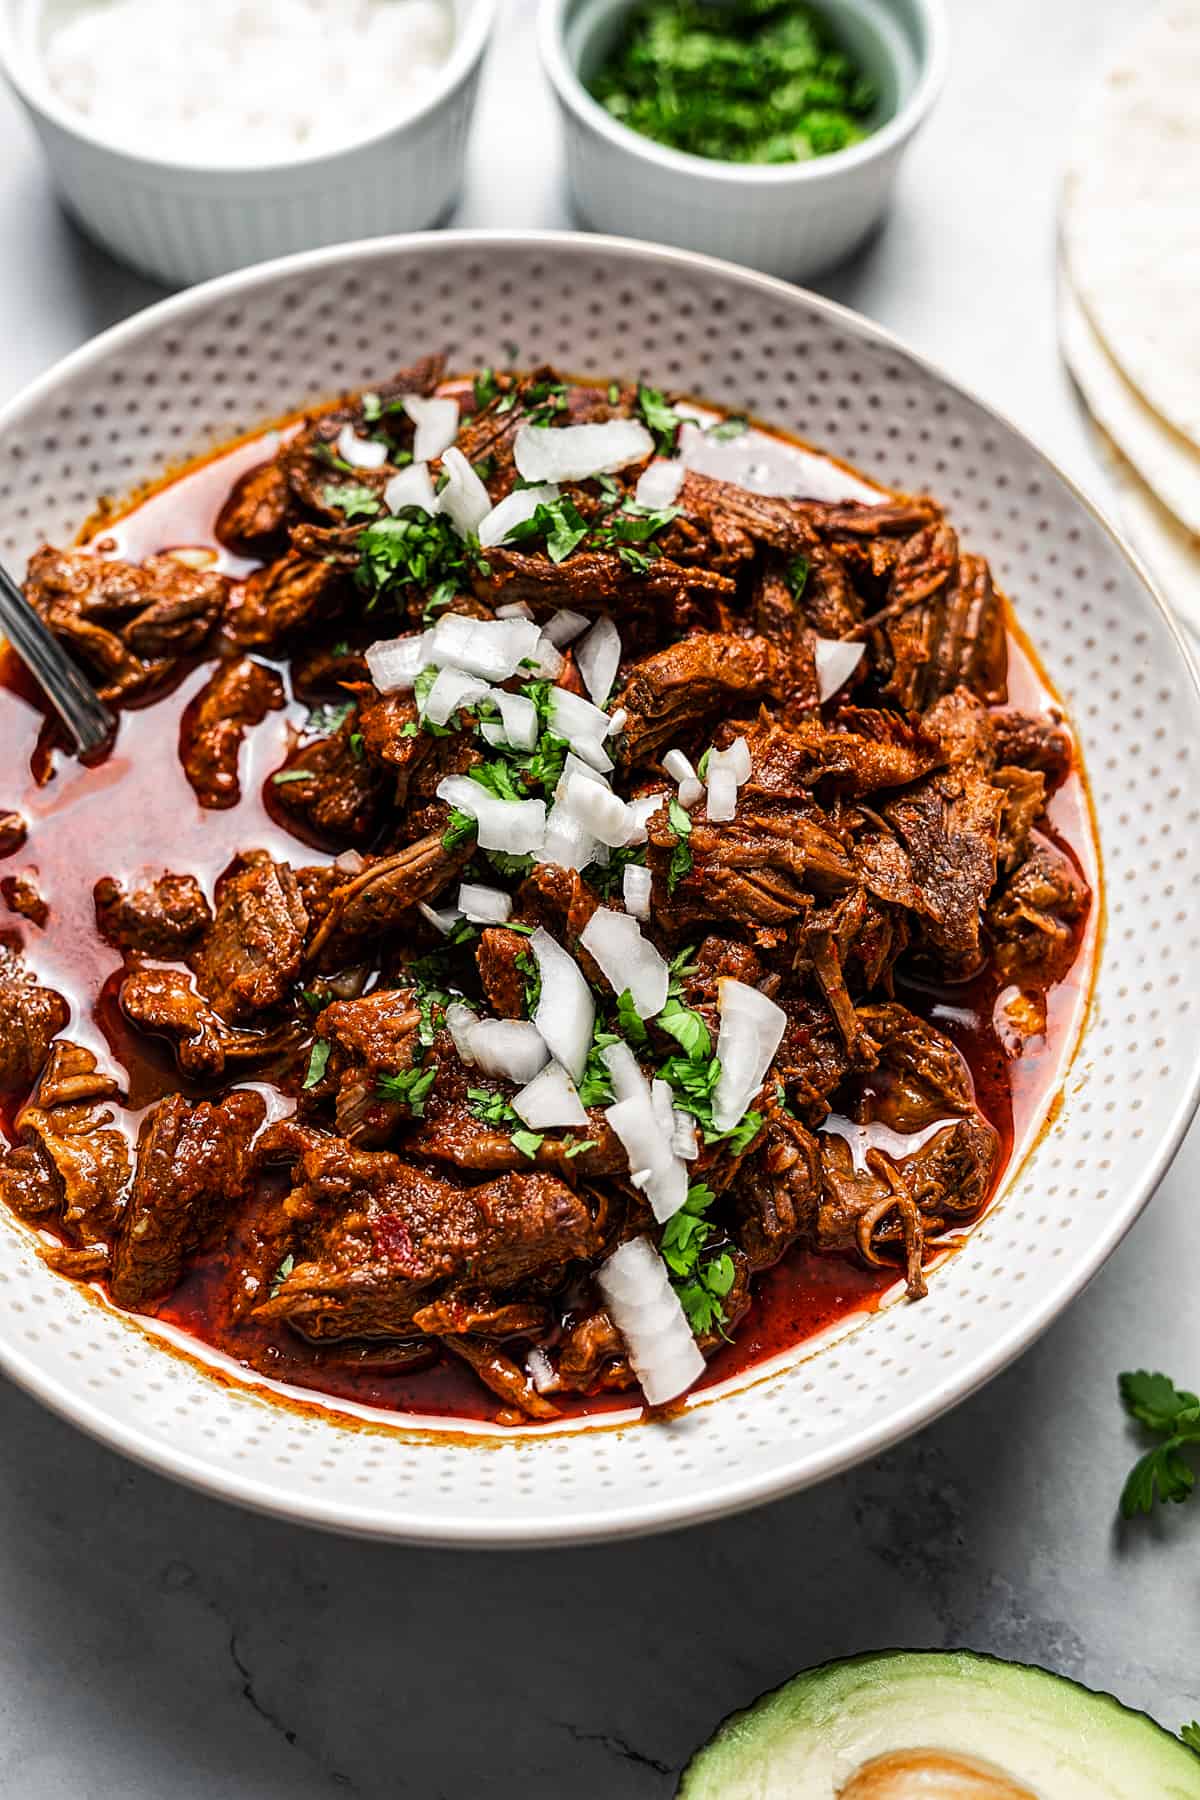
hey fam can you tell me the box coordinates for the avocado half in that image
[678,1650,1200,1799]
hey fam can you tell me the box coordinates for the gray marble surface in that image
[1,2,1198,1794]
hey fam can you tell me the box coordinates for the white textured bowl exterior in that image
[540,0,947,280]
[0,232,1197,1547]
[0,0,495,287]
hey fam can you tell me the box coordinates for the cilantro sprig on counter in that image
[1118,1371,1200,1517]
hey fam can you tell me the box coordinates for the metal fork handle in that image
[0,563,115,756]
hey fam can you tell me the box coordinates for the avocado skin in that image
[677,1648,1200,1798]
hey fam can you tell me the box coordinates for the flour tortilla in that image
[1059,272,1200,536]
[1062,2,1200,449]
[1096,427,1200,639]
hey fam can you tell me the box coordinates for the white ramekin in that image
[539,0,947,282]
[0,0,497,288]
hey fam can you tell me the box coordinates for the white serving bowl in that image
[539,0,947,280]
[0,0,496,287]
[0,230,1197,1546]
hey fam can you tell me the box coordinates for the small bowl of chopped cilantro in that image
[539,0,947,279]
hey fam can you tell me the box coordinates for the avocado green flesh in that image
[679,1650,1200,1800]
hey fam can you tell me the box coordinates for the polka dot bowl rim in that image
[1,230,1196,1547]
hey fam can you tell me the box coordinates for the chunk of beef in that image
[179,657,285,809]
[987,835,1089,998]
[615,634,780,766]
[882,692,1002,976]
[2,873,47,927]
[310,986,421,1144]
[277,355,446,518]
[750,558,820,717]
[734,710,945,803]
[556,1309,635,1394]
[874,522,960,709]
[354,689,432,804]
[774,992,852,1119]
[991,709,1074,790]
[94,872,213,956]
[257,1137,598,1340]
[120,967,301,1078]
[190,854,308,1021]
[290,640,370,699]
[109,1089,265,1307]
[734,1109,822,1270]
[648,799,856,934]
[441,1335,559,1421]
[0,812,28,857]
[223,552,348,651]
[677,473,937,559]
[854,1002,981,1126]
[513,862,602,946]
[400,1054,626,1178]
[412,1294,549,1339]
[25,546,228,701]
[473,546,734,622]
[0,936,68,1092]
[305,832,471,969]
[270,720,384,847]
[994,765,1047,874]
[476,927,532,1018]
[0,1043,130,1256]
[215,457,293,556]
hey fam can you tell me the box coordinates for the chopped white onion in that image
[457,882,512,925]
[607,707,628,738]
[597,1238,704,1406]
[556,751,609,792]
[493,689,539,752]
[557,771,634,849]
[479,721,508,749]
[428,613,541,682]
[445,1001,479,1064]
[543,608,590,648]
[575,614,622,708]
[365,632,430,694]
[580,907,668,1019]
[624,791,668,844]
[623,862,652,920]
[651,1077,676,1144]
[704,735,752,823]
[814,637,866,703]
[526,1346,557,1395]
[527,634,566,680]
[538,796,601,873]
[333,849,366,875]
[478,481,561,549]
[515,418,655,484]
[384,461,439,516]
[530,929,595,1083]
[402,394,459,463]
[466,1018,550,1085]
[549,688,615,772]
[601,1039,647,1104]
[635,458,685,509]
[712,977,787,1134]
[512,1061,589,1130]
[439,447,493,538]
[605,1090,689,1222]
[599,1238,705,1406]
[420,666,494,728]
[436,775,546,855]
[337,423,387,470]
[671,1109,699,1161]
[496,600,534,620]
[418,900,462,937]
[663,748,696,787]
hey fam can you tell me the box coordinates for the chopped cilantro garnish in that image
[660,1181,735,1337]
[417,987,448,1049]
[442,808,478,851]
[515,949,542,1016]
[636,383,682,456]
[305,699,355,737]
[273,768,313,786]
[577,1025,622,1108]
[511,1128,545,1160]
[707,415,748,441]
[788,555,810,600]
[323,482,381,521]
[348,731,365,761]
[563,1136,599,1159]
[607,382,621,406]
[467,1086,520,1127]
[355,512,478,612]
[473,367,500,410]
[268,1253,295,1299]
[303,1039,331,1089]
[666,795,694,892]
[615,987,649,1047]
[504,493,589,564]
[377,1062,439,1117]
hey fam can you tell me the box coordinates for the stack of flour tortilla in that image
[1060,1,1200,635]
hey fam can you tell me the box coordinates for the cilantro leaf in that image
[636,383,682,456]
[323,482,381,521]
[467,1086,519,1127]
[666,795,694,893]
[615,988,649,1046]
[511,1128,545,1160]
[355,512,478,612]
[303,1039,331,1089]
[442,808,477,851]
[1117,1369,1200,1520]
[1120,1370,1200,1434]
[1181,1723,1200,1756]
[563,1136,599,1159]
[377,1062,439,1117]
[305,699,355,737]
[268,1253,295,1299]
[1121,1444,1197,1518]
[473,366,499,410]
[505,493,589,564]
[788,555,810,600]
[707,415,748,441]
[656,997,710,1060]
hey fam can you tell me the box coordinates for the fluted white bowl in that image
[0,0,496,287]
[540,0,947,280]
